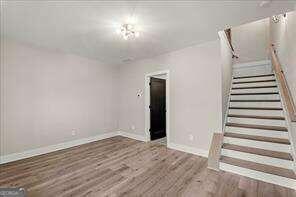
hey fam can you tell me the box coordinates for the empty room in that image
[1,1,296,196]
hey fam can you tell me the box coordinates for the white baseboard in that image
[0,132,118,164]
[167,142,209,158]
[118,131,147,142]
[0,131,207,165]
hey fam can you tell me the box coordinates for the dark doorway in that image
[150,77,166,140]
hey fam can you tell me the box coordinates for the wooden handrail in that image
[224,28,234,52]
[224,29,238,59]
[270,44,296,122]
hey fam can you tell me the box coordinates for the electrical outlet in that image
[189,134,194,141]
[131,125,136,131]
[71,130,76,136]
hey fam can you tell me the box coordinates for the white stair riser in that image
[219,163,296,189]
[221,149,293,169]
[230,102,282,108]
[228,109,284,116]
[223,137,291,153]
[232,82,277,88]
[225,127,289,139]
[233,76,275,83]
[231,88,278,94]
[233,66,272,77]
[233,60,271,68]
[227,117,286,127]
[230,94,280,100]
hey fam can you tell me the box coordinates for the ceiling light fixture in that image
[272,15,280,23]
[117,23,140,40]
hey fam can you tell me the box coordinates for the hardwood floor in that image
[0,136,295,197]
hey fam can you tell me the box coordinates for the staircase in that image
[219,60,296,189]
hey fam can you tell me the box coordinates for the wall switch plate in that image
[71,130,76,136]
[189,134,194,141]
[131,125,136,130]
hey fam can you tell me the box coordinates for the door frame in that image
[145,70,170,144]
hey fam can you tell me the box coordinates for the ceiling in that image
[1,1,295,65]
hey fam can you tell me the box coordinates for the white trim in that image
[218,30,233,133]
[0,132,118,164]
[273,70,296,173]
[233,60,271,68]
[145,70,170,144]
[218,30,234,56]
[223,75,233,133]
[220,162,296,190]
[223,137,291,153]
[221,149,293,169]
[0,15,5,161]
[167,142,208,158]
[118,131,147,142]
[0,130,209,165]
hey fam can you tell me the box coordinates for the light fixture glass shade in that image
[117,23,140,40]
[272,15,280,23]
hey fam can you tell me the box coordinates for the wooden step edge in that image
[233,79,276,84]
[226,123,288,131]
[224,132,290,144]
[227,114,285,120]
[222,143,293,161]
[220,156,296,179]
[230,99,281,102]
[233,74,274,79]
[231,92,279,96]
[232,85,277,90]
[229,107,283,111]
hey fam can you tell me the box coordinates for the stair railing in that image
[270,44,296,122]
[224,29,239,59]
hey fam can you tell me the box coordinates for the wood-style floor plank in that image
[0,136,295,197]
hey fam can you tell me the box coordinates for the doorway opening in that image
[145,70,169,146]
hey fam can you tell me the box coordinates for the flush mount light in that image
[272,15,280,23]
[116,23,140,40]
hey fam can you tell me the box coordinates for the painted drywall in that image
[269,10,296,163]
[219,31,233,128]
[270,11,296,106]
[1,40,119,155]
[118,40,223,152]
[232,18,270,64]
[1,38,224,157]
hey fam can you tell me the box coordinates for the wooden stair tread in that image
[229,107,283,110]
[231,92,279,96]
[228,114,285,120]
[230,99,280,102]
[233,74,274,79]
[226,123,287,131]
[232,85,277,90]
[220,156,296,179]
[233,79,276,84]
[222,143,293,160]
[224,132,290,144]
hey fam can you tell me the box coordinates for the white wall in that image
[270,11,296,104]
[232,18,270,64]
[219,31,233,127]
[1,40,119,155]
[1,38,225,157]
[118,40,223,153]
[270,10,296,165]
